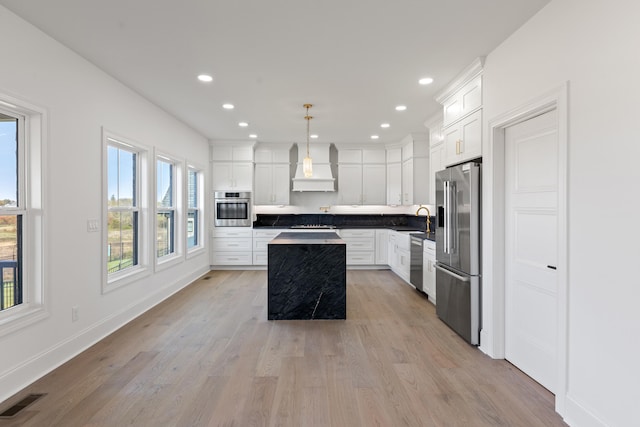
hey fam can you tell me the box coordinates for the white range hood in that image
[292,142,336,192]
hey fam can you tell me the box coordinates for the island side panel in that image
[268,243,346,320]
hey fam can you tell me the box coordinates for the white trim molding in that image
[481,82,569,417]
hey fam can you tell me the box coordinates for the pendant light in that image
[303,103,313,178]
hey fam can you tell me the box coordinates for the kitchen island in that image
[268,232,346,320]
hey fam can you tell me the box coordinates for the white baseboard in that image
[0,266,209,405]
[564,394,609,427]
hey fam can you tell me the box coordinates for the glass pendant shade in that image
[303,156,313,177]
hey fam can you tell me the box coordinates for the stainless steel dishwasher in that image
[410,234,424,292]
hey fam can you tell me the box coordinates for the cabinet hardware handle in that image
[547,265,557,270]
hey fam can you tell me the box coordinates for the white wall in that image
[482,0,640,425]
[0,7,210,403]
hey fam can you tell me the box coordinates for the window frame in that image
[102,129,150,293]
[185,163,205,258]
[154,150,183,270]
[0,94,47,336]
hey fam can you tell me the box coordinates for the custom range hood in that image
[292,142,336,192]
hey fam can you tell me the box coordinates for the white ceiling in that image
[0,0,549,145]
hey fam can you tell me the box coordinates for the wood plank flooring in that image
[0,270,567,426]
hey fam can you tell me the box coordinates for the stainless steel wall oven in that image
[214,191,251,227]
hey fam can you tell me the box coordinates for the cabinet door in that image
[272,164,290,205]
[253,164,273,204]
[444,125,462,167]
[429,144,445,203]
[232,162,253,190]
[362,164,386,205]
[460,109,482,160]
[386,163,402,205]
[402,159,413,205]
[212,162,233,191]
[338,164,363,204]
[375,229,388,265]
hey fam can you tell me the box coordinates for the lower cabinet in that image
[387,230,411,283]
[338,229,377,266]
[211,227,253,266]
[423,239,436,304]
[252,229,282,265]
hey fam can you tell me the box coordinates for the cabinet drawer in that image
[344,239,375,252]
[253,238,274,251]
[213,227,252,238]
[424,240,436,254]
[213,238,252,251]
[212,252,252,265]
[339,229,375,239]
[253,252,268,265]
[347,252,376,265]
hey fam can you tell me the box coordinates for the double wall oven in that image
[214,191,251,227]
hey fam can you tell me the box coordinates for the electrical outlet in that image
[72,306,79,322]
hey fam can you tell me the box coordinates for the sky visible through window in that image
[107,145,134,205]
[0,120,18,205]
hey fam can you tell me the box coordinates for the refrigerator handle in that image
[434,263,470,282]
[443,180,450,253]
[449,181,456,253]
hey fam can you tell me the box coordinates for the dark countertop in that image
[269,232,345,245]
[409,231,437,242]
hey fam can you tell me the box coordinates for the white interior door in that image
[505,109,558,393]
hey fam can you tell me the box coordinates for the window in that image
[0,113,22,312]
[107,142,139,274]
[103,130,148,292]
[0,94,46,334]
[156,157,176,259]
[186,167,201,250]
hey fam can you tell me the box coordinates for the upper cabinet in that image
[400,133,429,205]
[435,57,484,167]
[336,147,386,205]
[254,144,292,205]
[386,148,403,205]
[425,113,445,203]
[210,141,254,191]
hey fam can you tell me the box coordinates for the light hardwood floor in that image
[0,270,567,426]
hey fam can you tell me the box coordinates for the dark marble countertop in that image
[409,231,437,242]
[269,232,345,245]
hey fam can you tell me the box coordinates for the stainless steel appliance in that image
[214,191,251,227]
[410,234,424,292]
[435,161,481,345]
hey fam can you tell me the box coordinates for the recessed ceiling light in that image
[197,74,213,82]
[419,77,434,85]
[371,135,379,140]
[249,134,257,138]
[380,123,390,128]
[238,122,249,127]
[395,105,407,111]
[222,103,234,110]
[310,134,318,139]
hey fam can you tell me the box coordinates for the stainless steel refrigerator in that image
[435,161,481,345]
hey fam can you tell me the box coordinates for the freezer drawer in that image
[435,263,480,345]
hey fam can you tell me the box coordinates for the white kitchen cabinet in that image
[375,229,388,265]
[211,227,253,266]
[338,164,363,204]
[429,144,445,203]
[338,229,376,265]
[399,134,429,205]
[254,163,290,205]
[212,161,253,191]
[444,109,482,167]
[252,228,282,265]
[336,148,386,205]
[387,230,411,284]
[423,239,436,304]
[211,144,254,162]
[442,75,482,127]
[386,162,402,205]
[435,58,484,168]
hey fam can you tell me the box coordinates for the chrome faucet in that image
[416,205,431,234]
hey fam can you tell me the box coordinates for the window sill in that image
[186,245,206,260]
[155,253,183,272]
[103,265,150,294]
[0,303,49,338]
